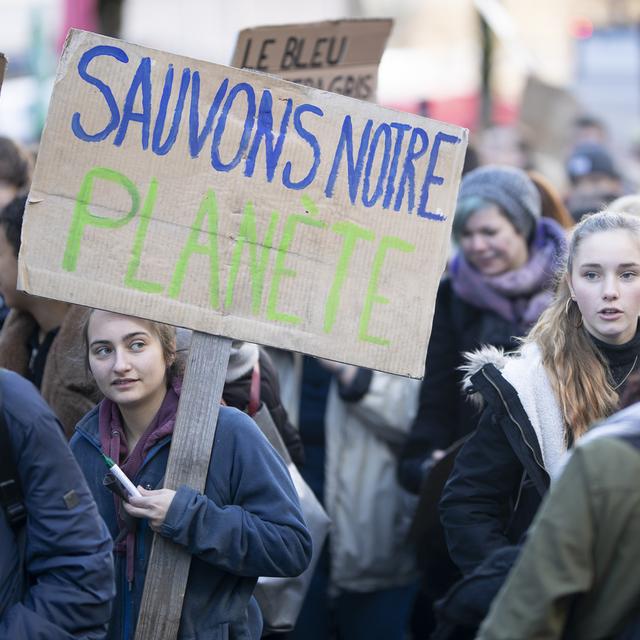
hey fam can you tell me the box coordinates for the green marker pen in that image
[101,453,142,498]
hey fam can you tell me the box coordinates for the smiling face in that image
[459,204,529,276]
[569,229,640,345]
[87,311,171,412]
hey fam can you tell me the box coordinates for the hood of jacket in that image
[460,342,566,481]
[460,345,511,408]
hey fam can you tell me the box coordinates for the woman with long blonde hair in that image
[440,210,640,579]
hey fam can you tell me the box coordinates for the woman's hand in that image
[123,487,176,532]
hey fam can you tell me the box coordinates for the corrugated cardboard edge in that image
[233,17,394,44]
[56,29,87,86]
[0,54,7,96]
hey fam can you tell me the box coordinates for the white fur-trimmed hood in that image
[459,342,567,479]
[460,344,511,400]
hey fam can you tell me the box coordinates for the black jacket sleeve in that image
[439,405,524,576]
[337,368,373,403]
[398,281,466,493]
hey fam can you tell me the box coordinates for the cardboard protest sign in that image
[19,29,467,378]
[519,75,580,157]
[231,18,392,102]
[0,54,6,95]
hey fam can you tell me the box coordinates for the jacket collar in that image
[464,347,551,496]
[74,405,171,477]
[74,405,101,443]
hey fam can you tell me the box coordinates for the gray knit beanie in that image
[175,329,259,382]
[452,165,541,242]
[226,341,260,382]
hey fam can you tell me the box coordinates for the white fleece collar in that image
[462,343,567,479]
[500,343,566,478]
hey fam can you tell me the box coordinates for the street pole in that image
[479,12,493,130]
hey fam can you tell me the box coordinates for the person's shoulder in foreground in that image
[476,400,640,640]
[0,368,114,640]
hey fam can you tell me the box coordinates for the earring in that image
[565,297,583,328]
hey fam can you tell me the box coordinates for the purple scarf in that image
[449,217,567,330]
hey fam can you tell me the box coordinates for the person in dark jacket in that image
[268,351,419,640]
[224,344,304,466]
[70,310,312,640]
[565,142,625,222]
[0,368,114,639]
[477,389,640,640]
[437,211,640,637]
[399,165,566,494]
[398,165,566,635]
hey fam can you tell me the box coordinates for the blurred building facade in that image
[0,0,638,155]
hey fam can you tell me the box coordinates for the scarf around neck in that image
[98,377,181,587]
[449,217,567,331]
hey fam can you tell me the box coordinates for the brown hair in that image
[0,136,32,190]
[82,309,183,382]
[526,211,640,442]
[0,194,27,256]
[528,170,574,230]
[619,372,640,409]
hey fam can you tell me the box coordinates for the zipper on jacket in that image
[134,436,171,485]
[513,470,526,514]
[481,368,546,474]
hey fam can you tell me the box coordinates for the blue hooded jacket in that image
[0,369,115,640]
[71,403,312,640]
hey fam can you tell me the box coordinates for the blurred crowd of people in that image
[3,107,640,640]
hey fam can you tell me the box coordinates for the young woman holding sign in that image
[70,310,312,640]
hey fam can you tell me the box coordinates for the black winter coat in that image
[398,278,524,494]
[439,362,550,577]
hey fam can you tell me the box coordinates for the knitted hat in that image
[566,142,620,184]
[226,341,260,382]
[453,165,542,242]
[175,329,259,382]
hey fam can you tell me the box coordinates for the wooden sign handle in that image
[135,332,232,640]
